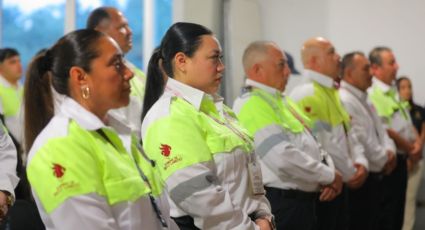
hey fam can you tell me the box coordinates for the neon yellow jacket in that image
[233,79,335,192]
[368,78,416,153]
[290,70,368,182]
[27,97,177,230]
[0,76,23,144]
[142,78,272,230]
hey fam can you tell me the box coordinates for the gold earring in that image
[81,85,90,99]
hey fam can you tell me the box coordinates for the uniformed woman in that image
[24,29,178,230]
[141,22,274,230]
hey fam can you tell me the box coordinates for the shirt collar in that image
[245,78,281,95]
[59,97,131,134]
[304,69,335,88]
[164,77,206,111]
[372,77,393,93]
[340,80,367,101]
[0,75,22,89]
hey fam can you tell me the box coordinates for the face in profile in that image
[351,54,372,91]
[85,36,133,113]
[0,55,22,82]
[260,44,291,92]
[104,9,133,54]
[184,35,225,95]
[398,78,412,102]
[377,51,399,85]
[318,42,341,80]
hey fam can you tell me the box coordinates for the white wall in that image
[173,0,425,105]
[260,0,425,105]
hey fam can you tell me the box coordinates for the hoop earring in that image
[81,85,90,99]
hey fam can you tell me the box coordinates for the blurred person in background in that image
[396,76,424,230]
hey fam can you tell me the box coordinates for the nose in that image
[123,63,134,80]
[126,25,133,37]
[217,59,225,72]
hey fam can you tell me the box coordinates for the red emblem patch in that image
[305,106,312,113]
[52,163,66,178]
[160,144,172,157]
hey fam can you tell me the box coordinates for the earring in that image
[81,85,90,99]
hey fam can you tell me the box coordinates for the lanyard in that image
[282,99,329,166]
[166,84,253,151]
[204,111,252,146]
[96,129,169,229]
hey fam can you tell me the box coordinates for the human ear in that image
[174,52,187,73]
[69,66,87,86]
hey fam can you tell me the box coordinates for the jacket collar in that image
[304,69,335,89]
[245,78,281,95]
[164,77,224,112]
[60,97,132,134]
[340,80,367,101]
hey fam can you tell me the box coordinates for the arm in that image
[144,115,261,230]
[289,93,357,181]
[254,124,335,185]
[236,96,335,186]
[35,194,119,230]
[0,121,19,220]
[387,128,413,153]
[0,124,19,197]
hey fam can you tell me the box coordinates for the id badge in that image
[247,154,265,196]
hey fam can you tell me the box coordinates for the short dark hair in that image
[341,51,365,77]
[86,7,111,29]
[142,22,213,120]
[369,46,392,66]
[0,48,19,63]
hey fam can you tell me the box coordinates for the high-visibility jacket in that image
[142,78,272,230]
[368,78,416,154]
[233,79,335,192]
[0,76,23,144]
[289,70,368,182]
[0,120,19,197]
[27,97,178,230]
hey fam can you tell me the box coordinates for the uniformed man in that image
[87,7,146,136]
[368,47,422,230]
[233,41,343,230]
[289,37,369,230]
[339,51,397,230]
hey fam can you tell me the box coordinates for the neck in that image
[375,75,391,86]
[2,75,18,88]
[73,94,107,122]
[343,78,365,92]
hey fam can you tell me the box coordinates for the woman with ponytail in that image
[141,22,274,230]
[24,29,177,230]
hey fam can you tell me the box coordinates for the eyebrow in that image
[210,49,222,54]
[107,53,123,65]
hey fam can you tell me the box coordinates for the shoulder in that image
[233,92,271,115]
[28,115,70,161]
[288,82,315,102]
[142,95,201,139]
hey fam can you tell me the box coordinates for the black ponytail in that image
[141,22,212,121]
[142,48,165,120]
[24,53,54,152]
